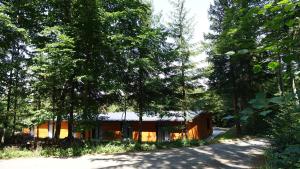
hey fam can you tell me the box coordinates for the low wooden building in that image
[24,111,212,142]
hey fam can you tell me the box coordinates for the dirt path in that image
[0,138,269,169]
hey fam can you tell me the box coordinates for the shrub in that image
[244,93,300,169]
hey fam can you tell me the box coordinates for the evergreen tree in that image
[168,0,200,138]
[206,0,264,134]
[0,1,29,143]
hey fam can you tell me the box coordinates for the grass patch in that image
[0,139,207,159]
[0,147,39,159]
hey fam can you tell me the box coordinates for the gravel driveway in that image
[0,138,268,169]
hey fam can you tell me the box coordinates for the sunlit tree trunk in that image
[277,53,284,96]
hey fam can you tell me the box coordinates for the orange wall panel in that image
[114,131,122,139]
[187,124,199,140]
[58,121,68,139]
[37,123,49,138]
[142,132,156,142]
[22,128,30,134]
[170,132,183,141]
[187,113,213,140]
[131,122,157,142]
[60,129,68,139]
[132,131,157,142]
[133,131,139,141]
[31,121,70,139]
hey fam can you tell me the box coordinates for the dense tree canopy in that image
[0,0,299,167]
[0,0,202,143]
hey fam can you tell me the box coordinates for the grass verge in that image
[0,139,207,159]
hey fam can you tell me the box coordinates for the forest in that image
[0,0,299,168]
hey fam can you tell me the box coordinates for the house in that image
[23,111,212,142]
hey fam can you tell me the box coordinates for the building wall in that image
[163,113,213,141]
[190,113,213,139]
[22,128,31,134]
[34,123,48,138]
[30,121,69,139]
[100,122,122,140]
[131,121,157,142]
[60,121,68,139]
[25,113,213,141]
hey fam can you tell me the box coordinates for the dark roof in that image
[97,111,204,122]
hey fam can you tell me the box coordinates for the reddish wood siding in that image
[100,122,122,140]
[132,131,157,142]
[23,113,213,141]
[22,128,30,134]
[74,132,81,139]
[170,132,183,140]
[188,113,213,139]
[60,121,68,139]
[188,123,199,140]
[35,123,48,138]
[31,121,69,139]
[131,122,157,142]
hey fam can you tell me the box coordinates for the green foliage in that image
[240,92,300,168]
[1,0,201,143]
[207,1,300,167]
[267,62,280,71]
[162,0,202,135]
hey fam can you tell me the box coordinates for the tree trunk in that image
[183,110,188,139]
[2,57,14,144]
[12,70,19,135]
[138,112,142,143]
[1,128,6,144]
[37,125,39,139]
[54,115,62,139]
[137,66,144,144]
[181,55,188,140]
[12,93,18,135]
[230,57,241,136]
[233,94,241,135]
[277,53,284,95]
[137,87,143,143]
[55,89,65,139]
[122,94,127,139]
[287,63,299,104]
[68,82,75,139]
[52,86,56,138]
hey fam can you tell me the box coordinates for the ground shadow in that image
[89,140,268,169]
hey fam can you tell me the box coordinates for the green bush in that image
[243,93,300,169]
